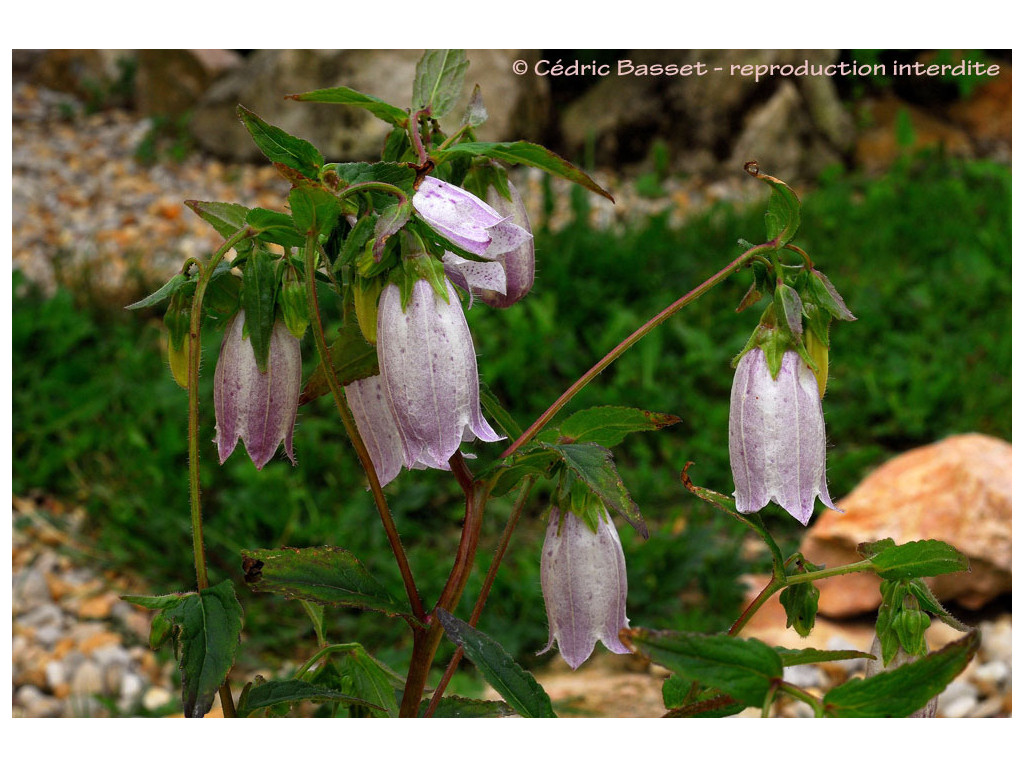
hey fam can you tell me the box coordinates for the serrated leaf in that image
[413,49,469,119]
[808,268,856,322]
[125,273,188,310]
[558,406,680,448]
[237,105,323,180]
[121,592,191,611]
[161,580,243,718]
[627,628,783,707]
[331,645,400,717]
[287,86,409,127]
[184,200,251,241]
[776,648,874,667]
[298,323,379,406]
[869,539,971,580]
[373,201,412,261]
[437,610,556,718]
[546,442,647,539]
[236,678,380,718]
[246,208,305,249]
[328,162,417,196]
[421,696,516,718]
[824,631,979,717]
[289,186,341,238]
[241,546,406,619]
[435,141,613,202]
[482,448,557,498]
[241,249,276,373]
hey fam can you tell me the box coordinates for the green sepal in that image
[779,580,820,638]
[237,105,324,181]
[436,610,557,718]
[336,215,377,274]
[373,201,413,261]
[413,49,469,119]
[279,267,308,340]
[241,248,277,374]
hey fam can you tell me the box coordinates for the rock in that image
[801,434,1011,617]
[855,94,974,173]
[30,49,135,105]
[947,65,1012,160]
[190,49,548,162]
[979,616,1012,662]
[14,685,63,718]
[142,686,174,712]
[70,660,104,698]
[134,49,243,117]
[13,566,51,614]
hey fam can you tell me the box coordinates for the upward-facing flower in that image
[214,311,301,470]
[539,509,630,670]
[413,177,531,259]
[376,277,502,469]
[729,347,838,525]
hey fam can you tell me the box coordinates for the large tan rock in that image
[801,433,1011,617]
[135,49,243,117]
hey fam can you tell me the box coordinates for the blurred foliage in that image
[13,152,1010,676]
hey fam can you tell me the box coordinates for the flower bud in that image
[377,278,502,469]
[729,347,839,525]
[279,269,309,340]
[539,509,630,670]
[480,182,535,308]
[214,310,301,469]
[864,634,938,717]
[413,176,531,259]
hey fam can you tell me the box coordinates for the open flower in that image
[413,176,531,259]
[214,311,301,469]
[376,277,502,469]
[539,509,630,670]
[480,181,535,308]
[729,347,838,525]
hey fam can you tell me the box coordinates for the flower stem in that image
[502,241,777,458]
[185,225,252,717]
[301,233,425,623]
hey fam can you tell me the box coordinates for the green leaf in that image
[287,86,409,127]
[776,648,874,667]
[478,381,523,440]
[483,448,557,498]
[413,49,469,119]
[436,610,557,718]
[869,539,971,580]
[824,631,980,717]
[779,581,820,638]
[241,249,277,374]
[121,592,190,611]
[751,167,801,245]
[124,273,187,310]
[328,161,417,196]
[435,141,614,202]
[558,406,680,448]
[774,282,804,338]
[332,644,400,717]
[461,84,487,128]
[546,442,647,539]
[627,628,783,707]
[421,696,516,718]
[241,546,407,619]
[162,580,243,718]
[246,208,306,249]
[236,678,380,718]
[298,323,379,406]
[237,105,323,180]
[184,200,251,242]
[288,186,341,238]
[373,201,412,260]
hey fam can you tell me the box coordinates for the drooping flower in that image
[214,310,301,470]
[345,374,406,487]
[413,176,531,259]
[539,509,630,670]
[728,347,839,525]
[376,277,502,469]
[480,181,535,308]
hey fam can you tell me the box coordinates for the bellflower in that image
[214,311,301,470]
[539,509,630,670]
[413,176,531,259]
[480,181,535,308]
[345,374,406,487]
[729,347,838,525]
[377,277,502,469]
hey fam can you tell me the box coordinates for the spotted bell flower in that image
[729,347,838,525]
[413,176,531,259]
[214,310,301,470]
[345,374,406,487]
[539,509,630,670]
[480,181,535,308]
[376,277,502,469]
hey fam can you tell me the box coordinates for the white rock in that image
[940,694,979,719]
[45,659,68,689]
[143,686,173,711]
[70,660,103,697]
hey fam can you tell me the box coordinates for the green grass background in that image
[13,152,1011,679]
